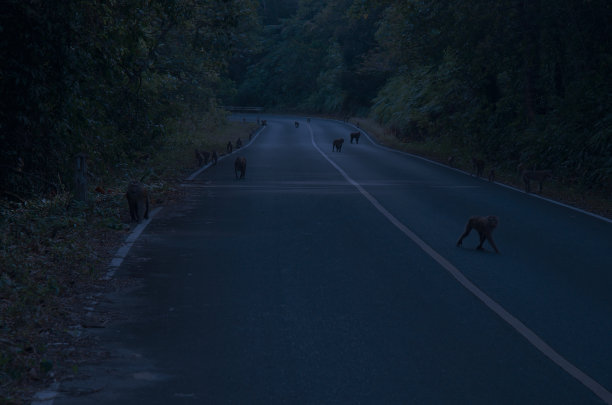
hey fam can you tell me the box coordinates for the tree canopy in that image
[228,0,611,191]
[1,0,610,194]
[1,0,258,197]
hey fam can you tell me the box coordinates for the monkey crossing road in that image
[55,116,612,405]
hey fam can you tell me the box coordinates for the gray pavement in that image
[53,116,612,404]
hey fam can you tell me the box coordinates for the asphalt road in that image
[55,116,612,404]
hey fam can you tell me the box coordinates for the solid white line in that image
[185,125,266,181]
[39,210,164,404]
[103,207,162,280]
[335,119,612,225]
[308,124,612,404]
[39,125,269,404]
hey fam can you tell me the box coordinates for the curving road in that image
[55,116,612,404]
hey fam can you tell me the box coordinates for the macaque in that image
[307,117,311,123]
[448,156,455,167]
[456,215,500,253]
[195,149,210,166]
[295,121,299,128]
[236,138,243,149]
[488,169,495,182]
[332,138,344,152]
[212,150,218,165]
[234,156,247,179]
[522,169,552,193]
[126,182,150,223]
[350,132,361,144]
[226,141,233,154]
[261,119,267,126]
[472,158,485,177]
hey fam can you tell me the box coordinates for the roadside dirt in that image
[1,121,259,404]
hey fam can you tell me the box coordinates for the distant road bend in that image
[54,115,612,405]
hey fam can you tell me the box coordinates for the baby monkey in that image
[456,215,500,253]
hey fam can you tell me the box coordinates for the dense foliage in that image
[2,0,609,196]
[231,0,386,114]
[0,0,610,193]
[229,0,611,192]
[369,0,611,189]
[0,0,258,199]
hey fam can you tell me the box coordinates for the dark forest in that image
[1,0,610,196]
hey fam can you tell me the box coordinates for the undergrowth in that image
[0,120,258,404]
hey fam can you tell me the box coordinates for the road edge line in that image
[323,117,611,225]
[32,122,268,405]
[185,125,266,181]
[308,123,612,404]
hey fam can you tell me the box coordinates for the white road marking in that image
[339,120,612,224]
[185,126,266,181]
[38,123,267,404]
[103,207,163,280]
[109,124,267,277]
[308,123,612,404]
[30,383,59,405]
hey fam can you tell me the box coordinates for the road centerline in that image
[307,123,612,404]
